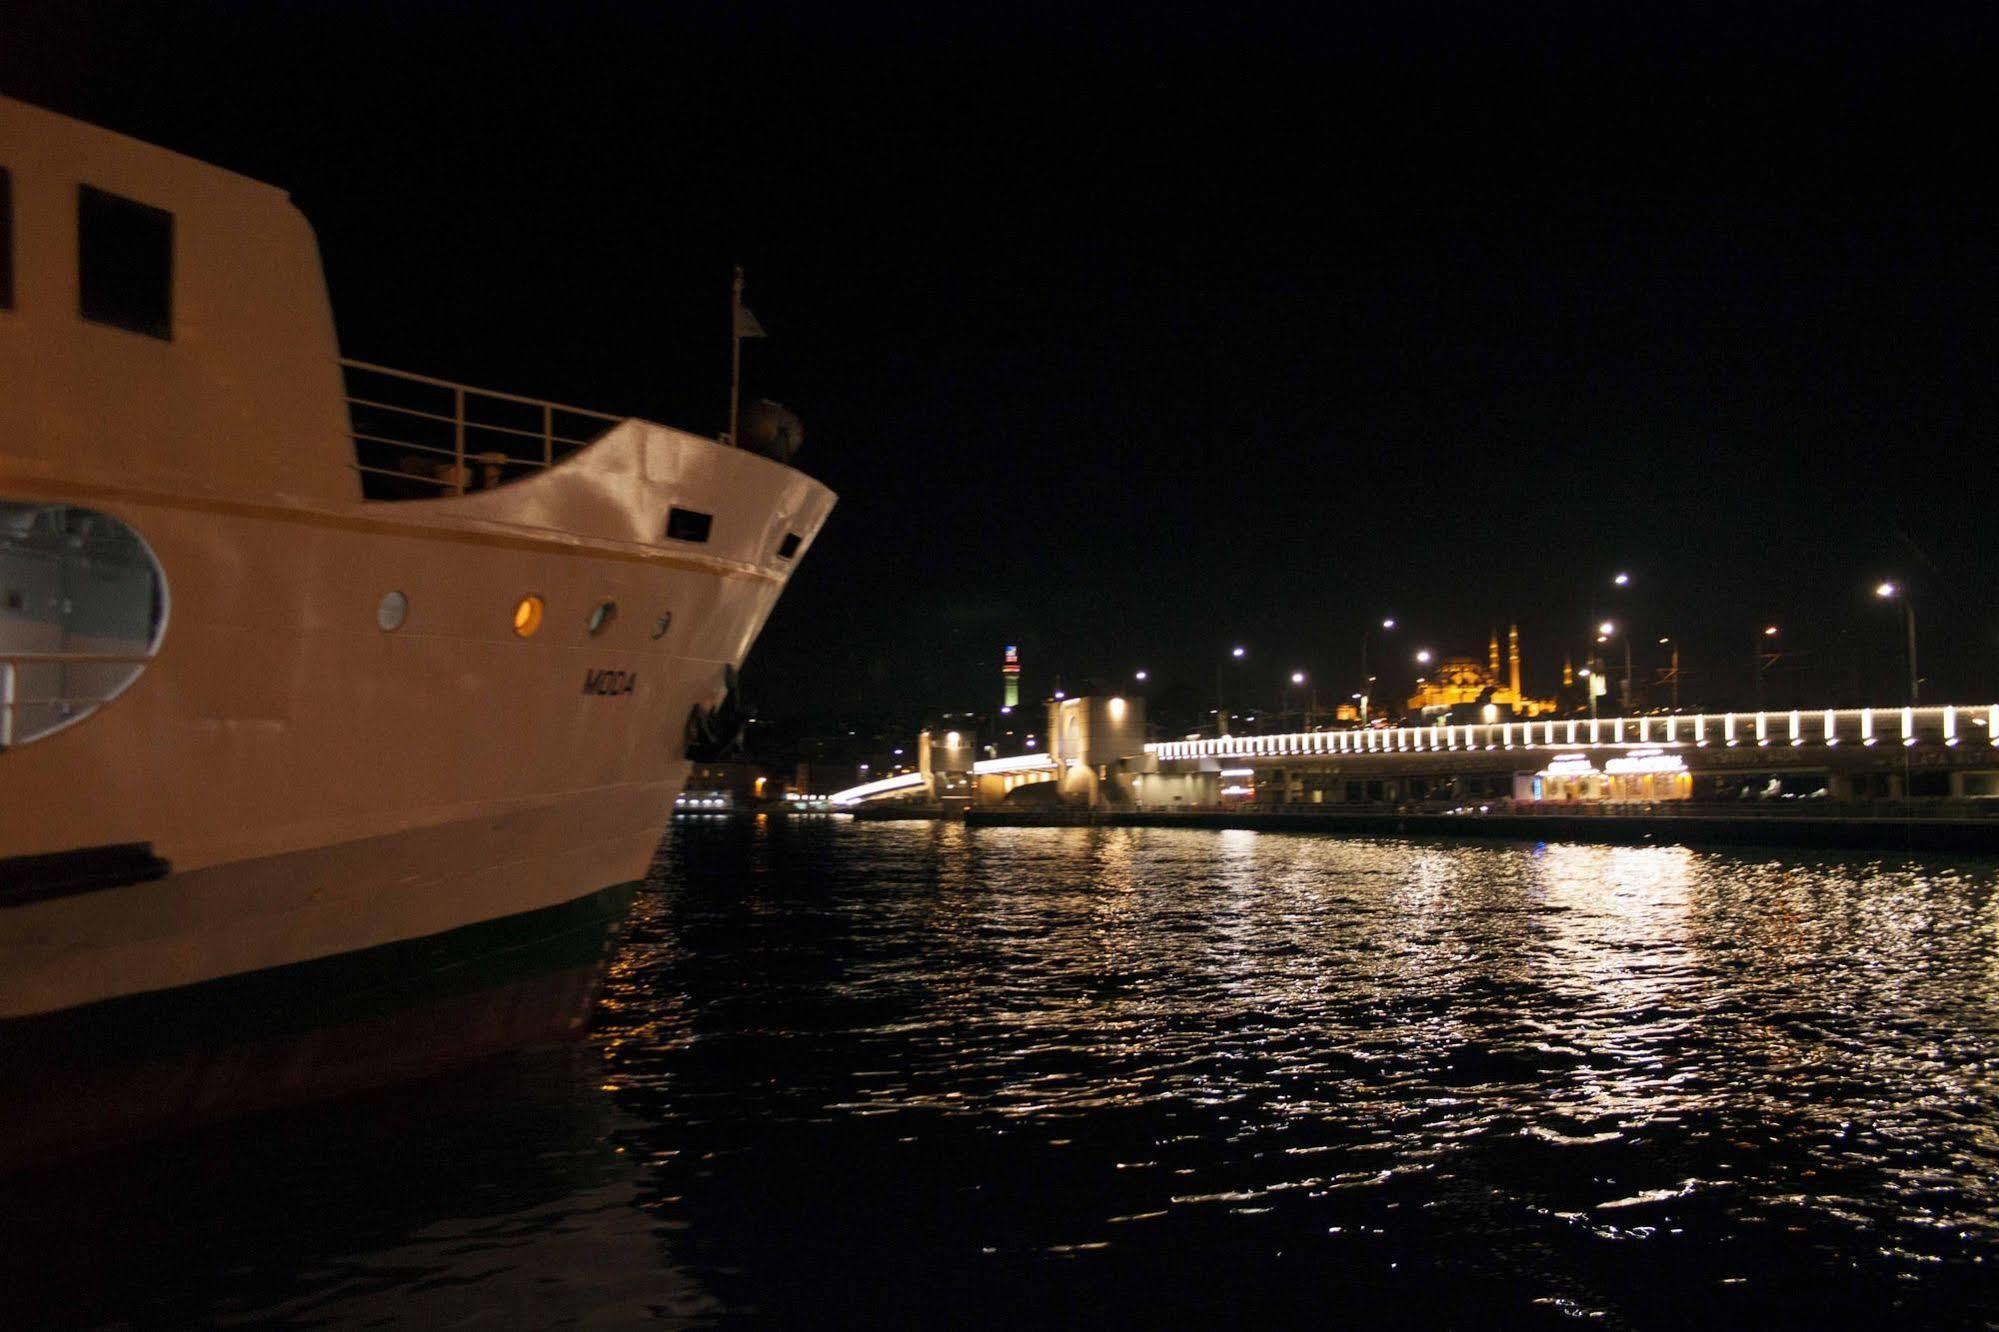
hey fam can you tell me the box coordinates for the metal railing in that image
[340,359,623,498]
[0,651,155,747]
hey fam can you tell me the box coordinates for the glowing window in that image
[587,600,617,635]
[512,595,544,637]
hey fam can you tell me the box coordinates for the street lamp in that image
[1613,571,1631,587]
[1875,582,1919,703]
[1753,625,1781,709]
[1357,618,1397,725]
[1216,646,1247,736]
[1657,636,1680,711]
[1414,649,1433,666]
[1598,621,1633,711]
[1134,669,1148,682]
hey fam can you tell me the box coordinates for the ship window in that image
[665,507,712,543]
[1,502,169,750]
[512,595,544,638]
[776,532,801,560]
[587,600,617,635]
[377,591,408,632]
[78,185,173,340]
[652,611,673,640]
[1,167,13,309]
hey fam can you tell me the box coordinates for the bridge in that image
[830,701,1999,808]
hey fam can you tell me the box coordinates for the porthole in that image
[513,594,545,638]
[652,611,673,640]
[1,501,169,749]
[587,600,617,635]
[377,590,408,632]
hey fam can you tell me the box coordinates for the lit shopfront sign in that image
[1603,748,1688,776]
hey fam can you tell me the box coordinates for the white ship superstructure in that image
[0,96,834,1165]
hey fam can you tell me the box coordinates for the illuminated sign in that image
[1539,753,1596,777]
[1603,748,1688,776]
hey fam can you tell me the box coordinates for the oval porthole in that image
[377,591,408,632]
[652,611,673,640]
[587,600,617,635]
[513,595,545,638]
[1,501,169,749]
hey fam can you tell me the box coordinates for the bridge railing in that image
[1147,704,1999,764]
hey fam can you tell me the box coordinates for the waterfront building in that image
[1406,623,1558,719]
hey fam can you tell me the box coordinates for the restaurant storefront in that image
[1527,749,1692,803]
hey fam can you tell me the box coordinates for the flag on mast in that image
[734,302,766,339]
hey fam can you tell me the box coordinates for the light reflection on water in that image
[600,821,1999,1327]
[5,822,1996,1328]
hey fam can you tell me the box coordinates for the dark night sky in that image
[6,2,1996,720]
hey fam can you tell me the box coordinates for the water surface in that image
[7,820,1999,1327]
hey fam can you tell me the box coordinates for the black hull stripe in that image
[0,842,171,908]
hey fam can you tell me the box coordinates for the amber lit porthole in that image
[513,594,545,637]
[587,600,617,635]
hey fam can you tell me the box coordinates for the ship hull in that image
[0,875,634,1171]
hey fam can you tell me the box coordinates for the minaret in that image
[1487,628,1501,678]
[1508,623,1522,700]
[1002,644,1021,709]
[1562,654,1574,688]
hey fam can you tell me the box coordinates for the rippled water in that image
[7,821,1999,1327]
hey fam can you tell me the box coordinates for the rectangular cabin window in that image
[776,532,801,560]
[666,507,712,543]
[78,185,173,340]
[1,167,13,309]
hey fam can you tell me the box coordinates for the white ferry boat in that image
[0,96,834,1166]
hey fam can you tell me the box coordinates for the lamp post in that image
[1359,617,1396,726]
[1753,624,1780,709]
[1657,636,1680,711]
[1598,620,1632,711]
[1288,670,1308,728]
[1216,645,1246,736]
[1875,582,1919,704]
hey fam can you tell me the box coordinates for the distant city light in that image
[1290,671,1306,685]
[1764,625,1779,636]
[1135,669,1148,681]
[1382,618,1397,630]
[1231,646,1246,659]
[1053,689,1066,699]
[1598,620,1616,636]
[1613,572,1631,586]
[1876,581,1899,599]
[1415,649,1432,664]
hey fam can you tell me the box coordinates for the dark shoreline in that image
[962,806,1999,854]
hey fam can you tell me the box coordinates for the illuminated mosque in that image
[1406,623,1560,719]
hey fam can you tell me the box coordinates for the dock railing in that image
[340,359,624,498]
